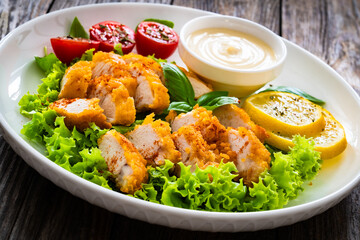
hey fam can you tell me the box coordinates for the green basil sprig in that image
[69,17,89,39]
[160,62,239,113]
[258,86,325,105]
[161,62,196,106]
[142,18,174,28]
[135,18,175,32]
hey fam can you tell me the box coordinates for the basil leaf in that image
[259,86,325,105]
[201,96,239,111]
[35,53,59,74]
[135,18,175,32]
[196,91,229,106]
[142,18,174,28]
[167,101,193,113]
[161,62,196,105]
[69,17,89,39]
[114,43,123,56]
[112,120,144,134]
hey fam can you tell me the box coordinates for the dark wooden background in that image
[1,0,359,239]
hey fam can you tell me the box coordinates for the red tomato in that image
[50,37,100,64]
[89,21,135,53]
[135,21,179,59]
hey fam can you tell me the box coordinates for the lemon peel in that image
[265,108,347,159]
[243,91,325,137]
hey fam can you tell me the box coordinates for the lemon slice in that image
[243,91,325,137]
[265,108,347,159]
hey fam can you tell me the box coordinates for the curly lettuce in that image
[19,53,66,117]
[134,136,322,212]
[19,54,112,189]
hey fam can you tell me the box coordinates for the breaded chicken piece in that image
[213,104,268,142]
[170,106,226,143]
[178,66,213,99]
[92,51,125,77]
[58,61,92,99]
[87,75,136,126]
[91,51,137,96]
[98,130,148,194]
[49,98,112,131]
[172,125,217,171]
[226,127,271,186]
[131,63,170,113]
[127,113,181,166]
[122,53,164,83]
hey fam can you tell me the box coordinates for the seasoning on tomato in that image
[89,21,135,54]
[50,37,100,65]
[135,21,179,59]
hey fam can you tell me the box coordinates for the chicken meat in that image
[127,113,181,166]
[91,51,137,96]
[122,53,164,83]
[49,98,112,131]
[172,125,217,171]
[87,75,136,126]
[170,106,226,143]
[213,104,268,142]
[178,66,213,99]
[98,130,148,194]
[58,61,93,99]
[226,127,271,185]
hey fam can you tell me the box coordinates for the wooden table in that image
[1,0,359,239]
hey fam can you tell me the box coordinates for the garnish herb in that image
[259,86,325,105]
[114,43,124,56]
[135,18,175,32]
[160,62,239,113]
[69,17,89,39]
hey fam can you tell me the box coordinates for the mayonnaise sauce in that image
[186,28,277,70]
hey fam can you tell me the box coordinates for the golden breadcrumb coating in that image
[172,125,217,171]
[58,61,93,99]
[177,66,213,99]
[92,51,137,96]
[122,53,164,82]
[88,75,135,126]
[49,98,112,131]
[98,130,148,194]
[132,62,170,113]
[213,104,268,142]
[227,127,271,186]
[132,113,181,165]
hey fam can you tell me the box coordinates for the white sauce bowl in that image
[178,15,287,97]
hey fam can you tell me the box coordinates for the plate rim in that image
[0,2,359,231]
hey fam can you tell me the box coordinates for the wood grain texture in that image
[0,0,359,239]
[0,0,53,39]
[282,0,360,94]
[173,0,280,33]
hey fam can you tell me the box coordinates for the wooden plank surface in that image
[0,0,359,239]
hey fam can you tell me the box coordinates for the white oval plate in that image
[0,3,359,232]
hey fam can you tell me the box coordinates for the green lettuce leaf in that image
[19,57,66,117]
[134,161,247,212]
[134,135,322,212]
[21,111,112,189]
[290,135,322,181]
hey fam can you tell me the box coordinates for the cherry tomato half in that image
[135,21,179,59]
[50,37,100,64]
[89,21,135,53]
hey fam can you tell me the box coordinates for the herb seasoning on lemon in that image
[243,91,347,159]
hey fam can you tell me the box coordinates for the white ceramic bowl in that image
[178,15,287,97]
